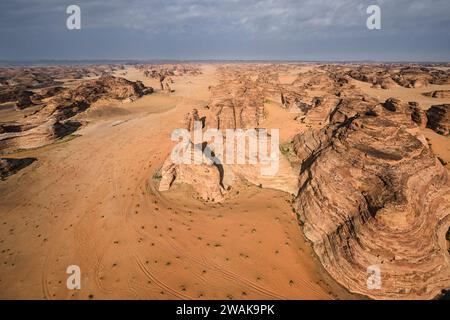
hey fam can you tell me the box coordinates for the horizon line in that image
[0,58,449,66]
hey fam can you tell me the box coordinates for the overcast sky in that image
[0,0,449,61]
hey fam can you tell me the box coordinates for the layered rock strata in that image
[293,93,450,299]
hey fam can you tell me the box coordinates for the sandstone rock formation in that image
[0,76,153,151]
[183,109,201,131]
[292,92,450,299]
[409,102,427,128]
[156,64,450,299]
[141,64,202,79]
[375,76,397,89]
[34,86,65,99]
[423,90,450,99]
[159,75,173,93]
[347,65,450,89]
[0,157,36,180]
[0,119,81,151]
[0,86,34,109]
[272,65,450,299]
[159,141,227,202]
[158,133,297,202]
[0,65,119,88]
[426,104,450,136]
[158,104,297,202]
[207,68,265,129]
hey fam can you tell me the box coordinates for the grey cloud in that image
[0,0,449,60]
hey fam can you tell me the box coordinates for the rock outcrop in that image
[0,76,153,151]
[183,109,201,131]
[376,77,397,89]
[409,102,427,128]
[0,157,37,180]
[159,141,227,202]
[424,90,450,99]
[141,64,202,79]
[0,118,81,151]
[207,68,265,129]
[0,65,121,88]
[426,104,450,136]
[158,104,297,202]
[0,86,34,109]
[293,94,450,299]
[347,65,450,89]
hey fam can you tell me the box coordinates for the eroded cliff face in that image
[293,92,450,299]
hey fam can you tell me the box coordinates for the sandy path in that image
[0,66,348,300]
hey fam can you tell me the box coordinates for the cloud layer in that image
[0,0,449,60]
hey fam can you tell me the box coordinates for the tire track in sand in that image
[134,254,193,300]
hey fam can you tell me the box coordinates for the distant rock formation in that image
[0,64,120,88]
[141,64,202,79]
[347,65,450,89]
[374,77,397,89]
[423,90,450,99]
[0,76,153,151]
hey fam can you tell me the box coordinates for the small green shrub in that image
[280,141,295,157]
